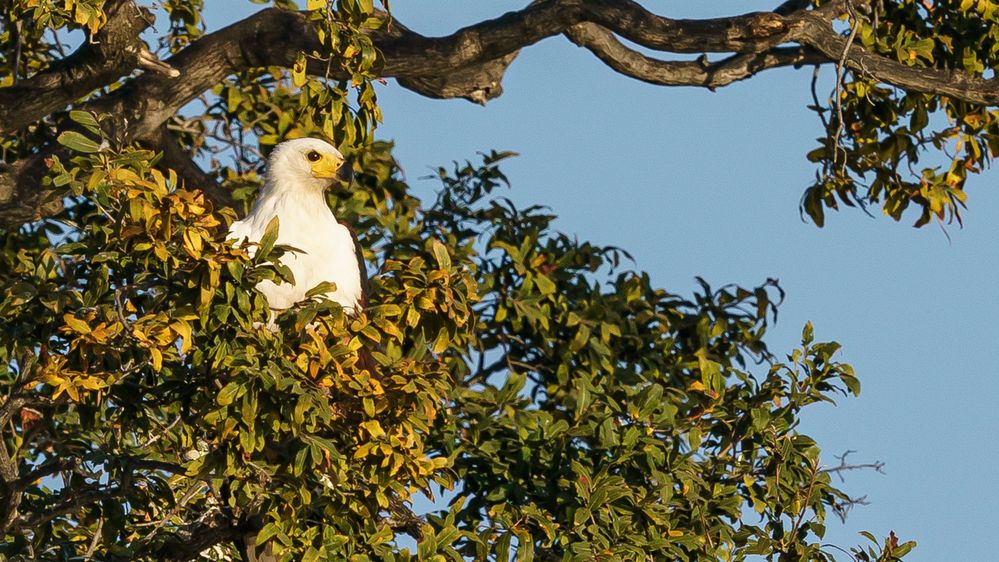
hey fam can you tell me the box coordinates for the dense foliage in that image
[12,0,991,560]
[0,131,914,561]
[803,0,999,227]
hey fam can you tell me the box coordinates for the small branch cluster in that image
[824,449,886,482]
[824,450,887,523]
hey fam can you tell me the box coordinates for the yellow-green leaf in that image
[292,53,307,88]
[57,131,101,153]
[431,238,451,270]
[63,314,91,334]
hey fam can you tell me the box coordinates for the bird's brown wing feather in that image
[344,224,369,310]
[344,224,376,374]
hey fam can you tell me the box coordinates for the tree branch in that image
[0,152,65,228]
[152,514,246,562]
[6,457,77,494]
[0,0,155,135]
[774,0,814,15]
[4,0,999,229]
[0,395,47,534]
[80,0,805,145]
[795,8,999,105]
[565,23,823,89]
[19,484,125,530]
[385,496,425,541]
[823,449,886,482]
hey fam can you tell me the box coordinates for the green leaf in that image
[292,53,307,88]
[894,540,917,557]
[302,546,321,562]
[574,378,591,415]
[217,381,240,406]
[431,326,450,354]
[62,314,91,334]
[294,447,309,475]
[431,238,451,269]
[241,390,258,421]
[305,281,338,298]
[257,522,281,544]
[68,111,101,134]
[361,420,385,438]
[57,131,101,153]
[514,529,534,562]
[494,532,512,560]
[802,321,814,344]
[257,216,281,259]
[534,273,556,296]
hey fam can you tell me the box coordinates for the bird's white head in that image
[265,137,353,194]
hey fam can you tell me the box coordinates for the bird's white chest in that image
[229,193,362,313]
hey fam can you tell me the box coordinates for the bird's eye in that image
[306,150,321,162]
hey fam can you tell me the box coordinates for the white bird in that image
[228,137,366,316]
[227,140,370,562]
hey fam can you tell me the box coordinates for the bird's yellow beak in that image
[310,155,345,179]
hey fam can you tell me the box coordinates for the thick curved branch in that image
[86,9,319,144]
[795,10,999,105]
[59,0,999,149]
[565,23,823,89]
[153,517,245,562]
[775,0,814,15]
[0,0,155,135]
[83,0,801,144]
[0,0,804,230]
[578,0,792,54]
[4,0,999,230]
[385,496,426,541]
[0,153,63,227]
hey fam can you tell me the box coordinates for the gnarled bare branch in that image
[796,8,999,105]
[0,0,154,135]
[0,153,62,227]
[3,0,999,229]
[565,23,822,89]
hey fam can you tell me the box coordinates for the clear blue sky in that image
[203,3,998,559]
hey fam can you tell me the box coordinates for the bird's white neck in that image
[251,178,336,222]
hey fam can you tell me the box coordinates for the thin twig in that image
[832,3,861,175]
[822,449,885,483]
[49,28,68,57]
[139,415,183,448]
[83,517,103,560]
[788,458,820,543]
[699,509,715,550]
[134,481,204,548]
[11,19,23,84]
[810,66,829,130]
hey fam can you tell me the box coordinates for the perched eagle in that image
[228,138,368,562]
[228,137,367,316]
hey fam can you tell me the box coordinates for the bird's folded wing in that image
[346,224,369,310]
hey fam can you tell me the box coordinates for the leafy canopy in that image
[805,0,999,227]
[0,0,931,561]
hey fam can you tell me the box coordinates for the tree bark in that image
[2,0,998,226]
